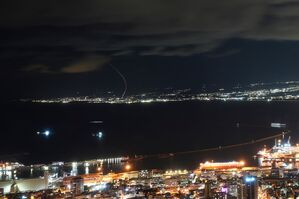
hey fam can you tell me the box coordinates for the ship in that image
[257,135,299,169]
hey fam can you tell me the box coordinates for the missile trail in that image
[110,64,127,99]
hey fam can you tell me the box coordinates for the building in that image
[0,178,48,194]
[238,176,258,199]
[204,180,213,199]
[199,161,245,171]
[63,176,84,195]
[80,173,102,186]
[237,183,245,199]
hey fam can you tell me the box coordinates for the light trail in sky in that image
[110,64,127,99]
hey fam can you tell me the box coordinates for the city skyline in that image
[3,1,299,198]
[19,81,299,104]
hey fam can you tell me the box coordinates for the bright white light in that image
[85,167,89,174]
[38,130,51,137]
[44,130,50,136]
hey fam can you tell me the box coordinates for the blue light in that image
[44,130,50,136]
[97,132,103,139]
[245,176,256,183]
[37,130,51,137]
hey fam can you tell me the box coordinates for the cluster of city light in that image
[0,162,24,171]
[165,169,188,175]
[22,81,299,105]
[4,136,299,198]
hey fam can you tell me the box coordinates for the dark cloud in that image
[1,0,299,73]
[22,55,109,74]
[60,55,109,73]
[205,49,241,58]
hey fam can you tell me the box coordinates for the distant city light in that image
[26,81,299,105]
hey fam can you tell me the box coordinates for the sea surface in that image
[2,101,299,170]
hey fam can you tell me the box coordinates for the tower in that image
[204,180,213,199]
[242,176,258,199]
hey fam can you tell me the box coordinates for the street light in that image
[125,164,131,171]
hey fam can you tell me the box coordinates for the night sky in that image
[3,1,299,166]
[2,0,299,100]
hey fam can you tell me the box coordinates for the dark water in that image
[2,101,299,170]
